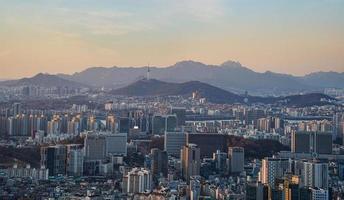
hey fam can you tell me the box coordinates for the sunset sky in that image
[0,0,343,79]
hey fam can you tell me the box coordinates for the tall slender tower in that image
[147,65,150,80]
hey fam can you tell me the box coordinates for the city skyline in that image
[1,0,344,79]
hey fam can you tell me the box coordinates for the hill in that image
[0,73,89,88]
[111,79,336,106]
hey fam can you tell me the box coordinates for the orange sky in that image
[0,0,343,79]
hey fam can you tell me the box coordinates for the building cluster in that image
[0,95,343,199]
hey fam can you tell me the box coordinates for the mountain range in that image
[1,60,343,95]
[111,79,336,106]
[58,60,343,94]
[0,73,86,88]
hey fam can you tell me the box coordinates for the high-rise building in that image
[152,115,165,135]
[12,103,21,116]
[105,132,127,156]
[106,115,116,133]
[165,115,178,132]
[84,132,127,160]
[126,168,152,194]
[291,131,332,155]
[228,147,244,174]
[164,131,186,157]
[181,143,201,182]
[310,187,329,200]
[119,117,130,133]
[260,157,291,187]
[150,148,168,179]
[66,144,84,177]
[171,107,186,126]
[302,160,329,189]
[213,150,228,173]
[246,182,269,200]
[283,174,300,200]
[41,145,67,176]
[245,108,265,126]
[189,176,201,200]
[84,133,107,161]
[152,114,178,134]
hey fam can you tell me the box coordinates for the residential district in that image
[0,87,343,200]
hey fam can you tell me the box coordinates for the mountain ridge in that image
[56,60,344,94]
[0,73,88,88]
[111,78,336,106]
[1,60,343,95]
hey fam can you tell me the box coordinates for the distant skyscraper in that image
[164,131,186,157]
[291,131,332,155]
[66,144,84,177]
[165,115,178,132]
[84,132,127,160]
[181,143,201,182]
[150,148,168,179]
[302,160,329,189]
[283,174,300,200]
[189,176,201,200]
[119,117,130,133]
[41,145,67,176]
[105,132,127,156]
[126,168,152,194]
[12,103,21,116]
[246,182,269,200]
[84,133,107,161]
[228,147,244,173]
[171,107,186,126]
[106,115,116,133]
[213,150,228,173]
[260,157,291,187]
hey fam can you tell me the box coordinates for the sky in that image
[0,0,343,79]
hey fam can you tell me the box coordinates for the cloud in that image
[55,8,152,36]
[168,0,225,22]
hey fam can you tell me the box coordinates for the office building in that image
[291,131,332,155]
[41,145,67,176]
[181,143,201,182]
[150,148,168,179]
[213,150,227,173]
[66,144,84,177]
[84,133,107,161]
[228,147,244,174]
[171,107,186,126]
[164,131,186,157]
[119,117,130,133]
[152,115,178,135]
[165,115,178,132]
[105,132,127,156]
[246,182,269,200]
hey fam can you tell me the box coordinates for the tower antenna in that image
[147,63,150,80]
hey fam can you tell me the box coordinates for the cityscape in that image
[1,1,344,200]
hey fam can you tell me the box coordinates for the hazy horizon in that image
[1,59,344,80]
[1,0,343,79]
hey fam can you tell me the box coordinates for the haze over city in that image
[1,1,344,199]
[1,0,344,79]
